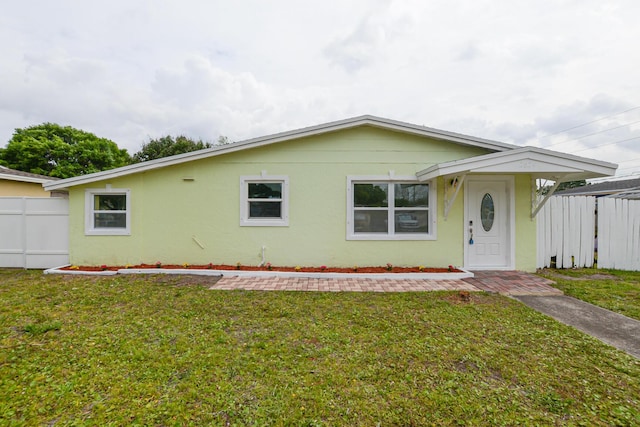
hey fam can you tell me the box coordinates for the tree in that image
[0,123,131,178]
[131,136,214,163]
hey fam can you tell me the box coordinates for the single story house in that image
[0,166,59,197]
[44,116,617,271]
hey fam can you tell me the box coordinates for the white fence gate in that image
[537,195,640,271]
[0,197,69,268]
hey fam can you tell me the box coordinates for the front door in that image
[465,177,513,269]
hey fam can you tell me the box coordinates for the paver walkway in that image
[211,271,559,295]
[463,270,561,296]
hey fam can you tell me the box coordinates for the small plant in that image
[155,261,162,268]
[294,266,301,272]
[236,262,242,270]
[125,264,131,269]
[23,321,62,335]
[69,265,79,270]
[320,265,327,271]
[418,265,425,272]
[386,263,393,271]
[265,262,272,271]
[100,264,108,271]
[182,262,189,268]
[448,265,455,272]
[353,265,358,272]
[207,263,214,269]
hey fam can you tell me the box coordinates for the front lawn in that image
[1,270,638,426]
[539,268,640,321]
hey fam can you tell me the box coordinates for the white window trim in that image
[85,188,131,236]
[240,175,289,226]
[346,175,437,240]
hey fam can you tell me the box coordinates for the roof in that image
[416,146,617,182]
[606,189,640,200]
[0,165,57,184]
[555,177,640,196]
[44,115,519,191]
[43,115,617,191]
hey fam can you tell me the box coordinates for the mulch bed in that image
[61,264,462,273]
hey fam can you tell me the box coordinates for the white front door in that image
[465,177,513,269]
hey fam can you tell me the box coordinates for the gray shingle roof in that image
[555,177,640,196]
[0,165,57,182]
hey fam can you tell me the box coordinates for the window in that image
[240,176,289,226]
[85,188,130,235]
[347,177,435,240]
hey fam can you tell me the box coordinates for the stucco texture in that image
[0,180,51,197]
[67,126,537,270]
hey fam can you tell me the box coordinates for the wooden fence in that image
[537,195,640,271]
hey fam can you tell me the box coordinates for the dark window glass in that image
[248,183,282,199]
[481,193,495,232]
[95,194,126,211]
[354,183,388,207]
[394,184,429,207]
[94,213,126,228]
[249,201,282,218]
[354,210,388,233]
[395,210,429,233]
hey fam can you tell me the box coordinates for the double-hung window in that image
[85,188,131,235]
[240,176,289,226]
[347,177,435,240]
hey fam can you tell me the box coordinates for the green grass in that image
[1,269,639,426]
[539,268,640,321]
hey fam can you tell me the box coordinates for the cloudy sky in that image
[1,0,639,178]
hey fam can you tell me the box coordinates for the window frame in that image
[346,175,436,240]
[84,188,131,236]
[240,175,289,227]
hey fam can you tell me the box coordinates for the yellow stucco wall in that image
[0,180,51,197]
[514,175,537,271]
[67,126,538,270]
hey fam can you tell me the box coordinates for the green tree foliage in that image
[540,180,587,195]
[132,135,214,162]
[0,123,131,178]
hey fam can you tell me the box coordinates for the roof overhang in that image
[416,146,618,182]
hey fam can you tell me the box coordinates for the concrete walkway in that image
[514,295,640,359]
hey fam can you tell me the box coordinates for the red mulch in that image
[60,264,462,273]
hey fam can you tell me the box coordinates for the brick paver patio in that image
[210,271,561,295]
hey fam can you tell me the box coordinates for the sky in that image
[1,0,639,179]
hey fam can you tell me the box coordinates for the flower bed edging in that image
[45,265,474,280]
[44,265,118,276]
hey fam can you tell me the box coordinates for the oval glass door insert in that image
[481,193,495,232]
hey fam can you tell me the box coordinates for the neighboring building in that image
[0,166,58,197]
[555,177,640,198]
[44,116,617,271]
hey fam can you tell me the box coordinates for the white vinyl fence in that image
[597,197,640,271]
[537,195,640,271]
[0,197,69,268]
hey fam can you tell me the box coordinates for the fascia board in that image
[416,146,618,181]
[0,173,52,184]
